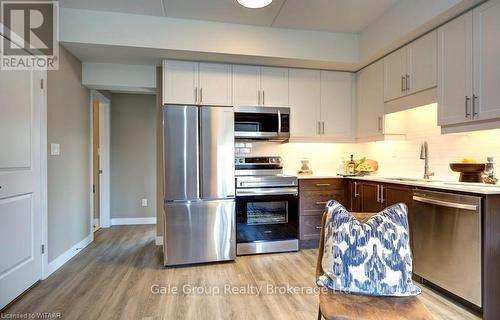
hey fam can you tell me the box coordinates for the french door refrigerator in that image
[162,105,235,266]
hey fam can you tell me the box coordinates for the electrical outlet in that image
[50,143,60,156]
[141,198,148,207]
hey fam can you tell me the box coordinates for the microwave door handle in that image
[277,110,282,136]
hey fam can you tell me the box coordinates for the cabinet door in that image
[360,182,382,213]
[349,181,362,212]
[320,71,354,138]
[356,61,385,138]
[437,12,473,126]
[473,0,500,121]
[407,31,437,95]
[198,63,232,106]
[260,67,289,107]
[289,69,320,137]
[384,48,407,102]
[299,215,323,240]
[232,65,260,106]
[162,60,198,105]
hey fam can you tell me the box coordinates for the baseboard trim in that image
[45,233,92,278]
[155,236,163,246]
[111,217,156,225]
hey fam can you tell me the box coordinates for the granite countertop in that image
[292,173,500,195]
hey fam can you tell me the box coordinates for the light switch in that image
[141,198,148,207]
[50,143,60,156]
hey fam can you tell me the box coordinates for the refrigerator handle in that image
[198,108,203,198]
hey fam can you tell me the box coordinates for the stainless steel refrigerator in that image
[162,104,235,266]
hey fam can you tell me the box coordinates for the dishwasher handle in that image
[413,195,478,211]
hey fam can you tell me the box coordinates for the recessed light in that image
[237,0,272,9]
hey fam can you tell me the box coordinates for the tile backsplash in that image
[242,103,500,181]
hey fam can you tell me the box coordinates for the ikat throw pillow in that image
[317,200,421,296]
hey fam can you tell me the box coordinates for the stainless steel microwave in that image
[234,106,290,141]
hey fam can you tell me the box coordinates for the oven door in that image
[236,189,298,243]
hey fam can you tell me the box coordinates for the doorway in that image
[92,99,101,231]
[90,90,110,230]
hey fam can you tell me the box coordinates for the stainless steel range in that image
[235,156,298,255]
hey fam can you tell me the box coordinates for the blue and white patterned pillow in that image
[317,200,421,296]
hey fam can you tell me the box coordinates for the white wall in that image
[60,8,359,70]
[82,63,156,94]
[248,104,500,182]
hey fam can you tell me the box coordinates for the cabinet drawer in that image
[300,190,345,216]
[299,178,344,191]
[300,215,323,240]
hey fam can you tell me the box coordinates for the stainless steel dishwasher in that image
[412,189,482,307]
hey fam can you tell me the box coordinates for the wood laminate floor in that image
[3,226,481,320]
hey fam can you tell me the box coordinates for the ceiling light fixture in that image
[237,0,272,9]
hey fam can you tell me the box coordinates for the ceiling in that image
[59,0,399,33]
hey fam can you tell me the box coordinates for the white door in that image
[383,47,407,102]
[162,60,199,105]
[473,0,500,121]
[437,12,473,126]
[260,67,289,107]
[288,69,320,137]
[232,65,260,106]
[407,31,437,95]
[0,68,44,309]
[198,63,232,106]
[357,61,385,138]
[320,71,354,138]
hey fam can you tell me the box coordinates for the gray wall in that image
[111,93,156,219]
[47,46,91,262]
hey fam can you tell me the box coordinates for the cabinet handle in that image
[465,96,471,118]
[376,185,380,203]
[380,185,384,203]
[317,121,321,135]
[200,87,203,103]
[354,182,359,197]
[406,74,410,91]
[316,226,322,230]
[258,90,261,105]
[401,76,405,92]
[472,95,479,118]
[321,121,325,135]
[377,116,383,132]
[262,90,265,105]
[194,87,198,103]
[315,183,331,187]
[316,201,328,205]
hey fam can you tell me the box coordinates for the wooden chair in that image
[316,211,433,320]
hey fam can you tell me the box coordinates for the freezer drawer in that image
[164,199,235,266]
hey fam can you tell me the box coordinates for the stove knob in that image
[239,158,244,163]
[270,158,276,163]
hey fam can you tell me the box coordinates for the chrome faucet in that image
[420,141,434,180]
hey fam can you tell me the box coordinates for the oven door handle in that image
[236,187,298,196]
[238,182,297,188]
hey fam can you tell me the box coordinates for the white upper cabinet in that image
[163,60,232,105]
[163,60,198,105]
[357,60,385,139]
[408,31,437,95]
[260,67,289,107]
[321,71,354,138]
[384,31,437,102]
[232,65,260,106]
[289,69,321,137]
[384,48,407,102]
[473,0,500,121]
[437,12,473,126]
[198,63,232,106]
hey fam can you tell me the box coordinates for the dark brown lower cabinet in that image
[298,178,346,248]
